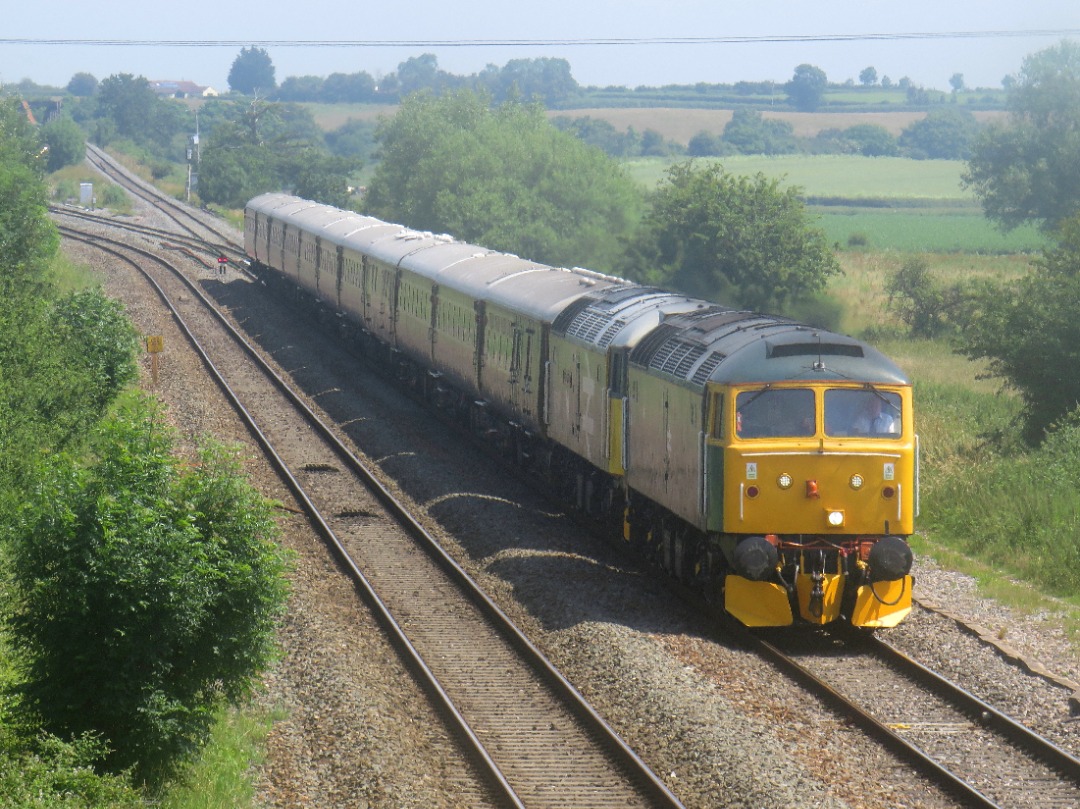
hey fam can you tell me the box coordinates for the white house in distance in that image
[150,80,219,99]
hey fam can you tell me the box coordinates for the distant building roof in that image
[150,80,218,98]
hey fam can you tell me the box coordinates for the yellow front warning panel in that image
[725,576,793,627]
[795,572,844,624]
[851,575,913,628]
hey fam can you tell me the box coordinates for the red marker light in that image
[806,480,820,498]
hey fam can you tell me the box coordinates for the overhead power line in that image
[1,30,1078,48]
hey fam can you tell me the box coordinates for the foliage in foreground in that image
[0,733,143,808]
[956,216,1080,443]
[4,394,291,786]
[922,403,1080,598]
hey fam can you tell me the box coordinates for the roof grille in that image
[691,351,726,384]
[552,297,594,333]
[565,309,611,342]
[650,339,707,378]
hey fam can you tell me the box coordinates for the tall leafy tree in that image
[785,63,828,111]
[958,215,1080,442]
[964,41,1080,232]
[364,90,642,272]
[227,46,277,95]
[66,71,98,97]
[41,115,86,171]
[95,73,157,140]
[616,161,839,312]
[197,99,358,207]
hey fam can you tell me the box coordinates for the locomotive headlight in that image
[849,474,864,490]
[777,473,793,490]
[826,510,845,527]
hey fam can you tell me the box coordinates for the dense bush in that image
[5,394,291,785]
[0,734,143,807]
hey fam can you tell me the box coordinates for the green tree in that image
[0,100,139,502]
[396,54,445,96]
[551,115,642,157]
[886,256,972,338]
[843,124,899,156]
[276,74,324,102]
[95,74,157,141]
[0,99,56,297]
[321,71,376,103]
[227,46,276,95]
[66,72,98,97]
[956,217,1080,442]
[722,109,797,154]
[899,107,980,159]
[41,115,86,171]
[785,63,828,111]
[964,41,1080,232]
[617,161,839,311]
[197,99,358,207]
[364,90,642,271]
[687,130,726,156]
[6,395,291,784]
[859,66,878,87]
[488,57,579,105]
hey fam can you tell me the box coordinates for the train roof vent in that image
[691,351,726,385]
[552,297,595,334]
[566,309,613,342]
[596,319,628,348]
[629,322,681,366]
[766,341,864,359]
[650,338,708,378]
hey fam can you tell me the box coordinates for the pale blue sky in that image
[3,1,1078,92]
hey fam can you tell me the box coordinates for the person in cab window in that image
[853,395,898,435]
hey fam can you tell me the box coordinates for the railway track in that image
[83,143,244,256]
[740,623,1080,808]
[55,218,684,808]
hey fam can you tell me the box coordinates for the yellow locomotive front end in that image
[713,383,916,628]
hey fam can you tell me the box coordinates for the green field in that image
[624,155,971,199]
[623,155,1049,254]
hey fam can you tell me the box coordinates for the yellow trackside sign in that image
[146,335,164,354]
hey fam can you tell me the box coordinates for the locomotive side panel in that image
[625,367,708,530]
[546,334,614,472]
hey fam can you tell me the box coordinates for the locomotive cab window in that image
[735,388,814,438]
[825,389,902,437]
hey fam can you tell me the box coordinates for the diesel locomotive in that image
[244,193,917,628]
